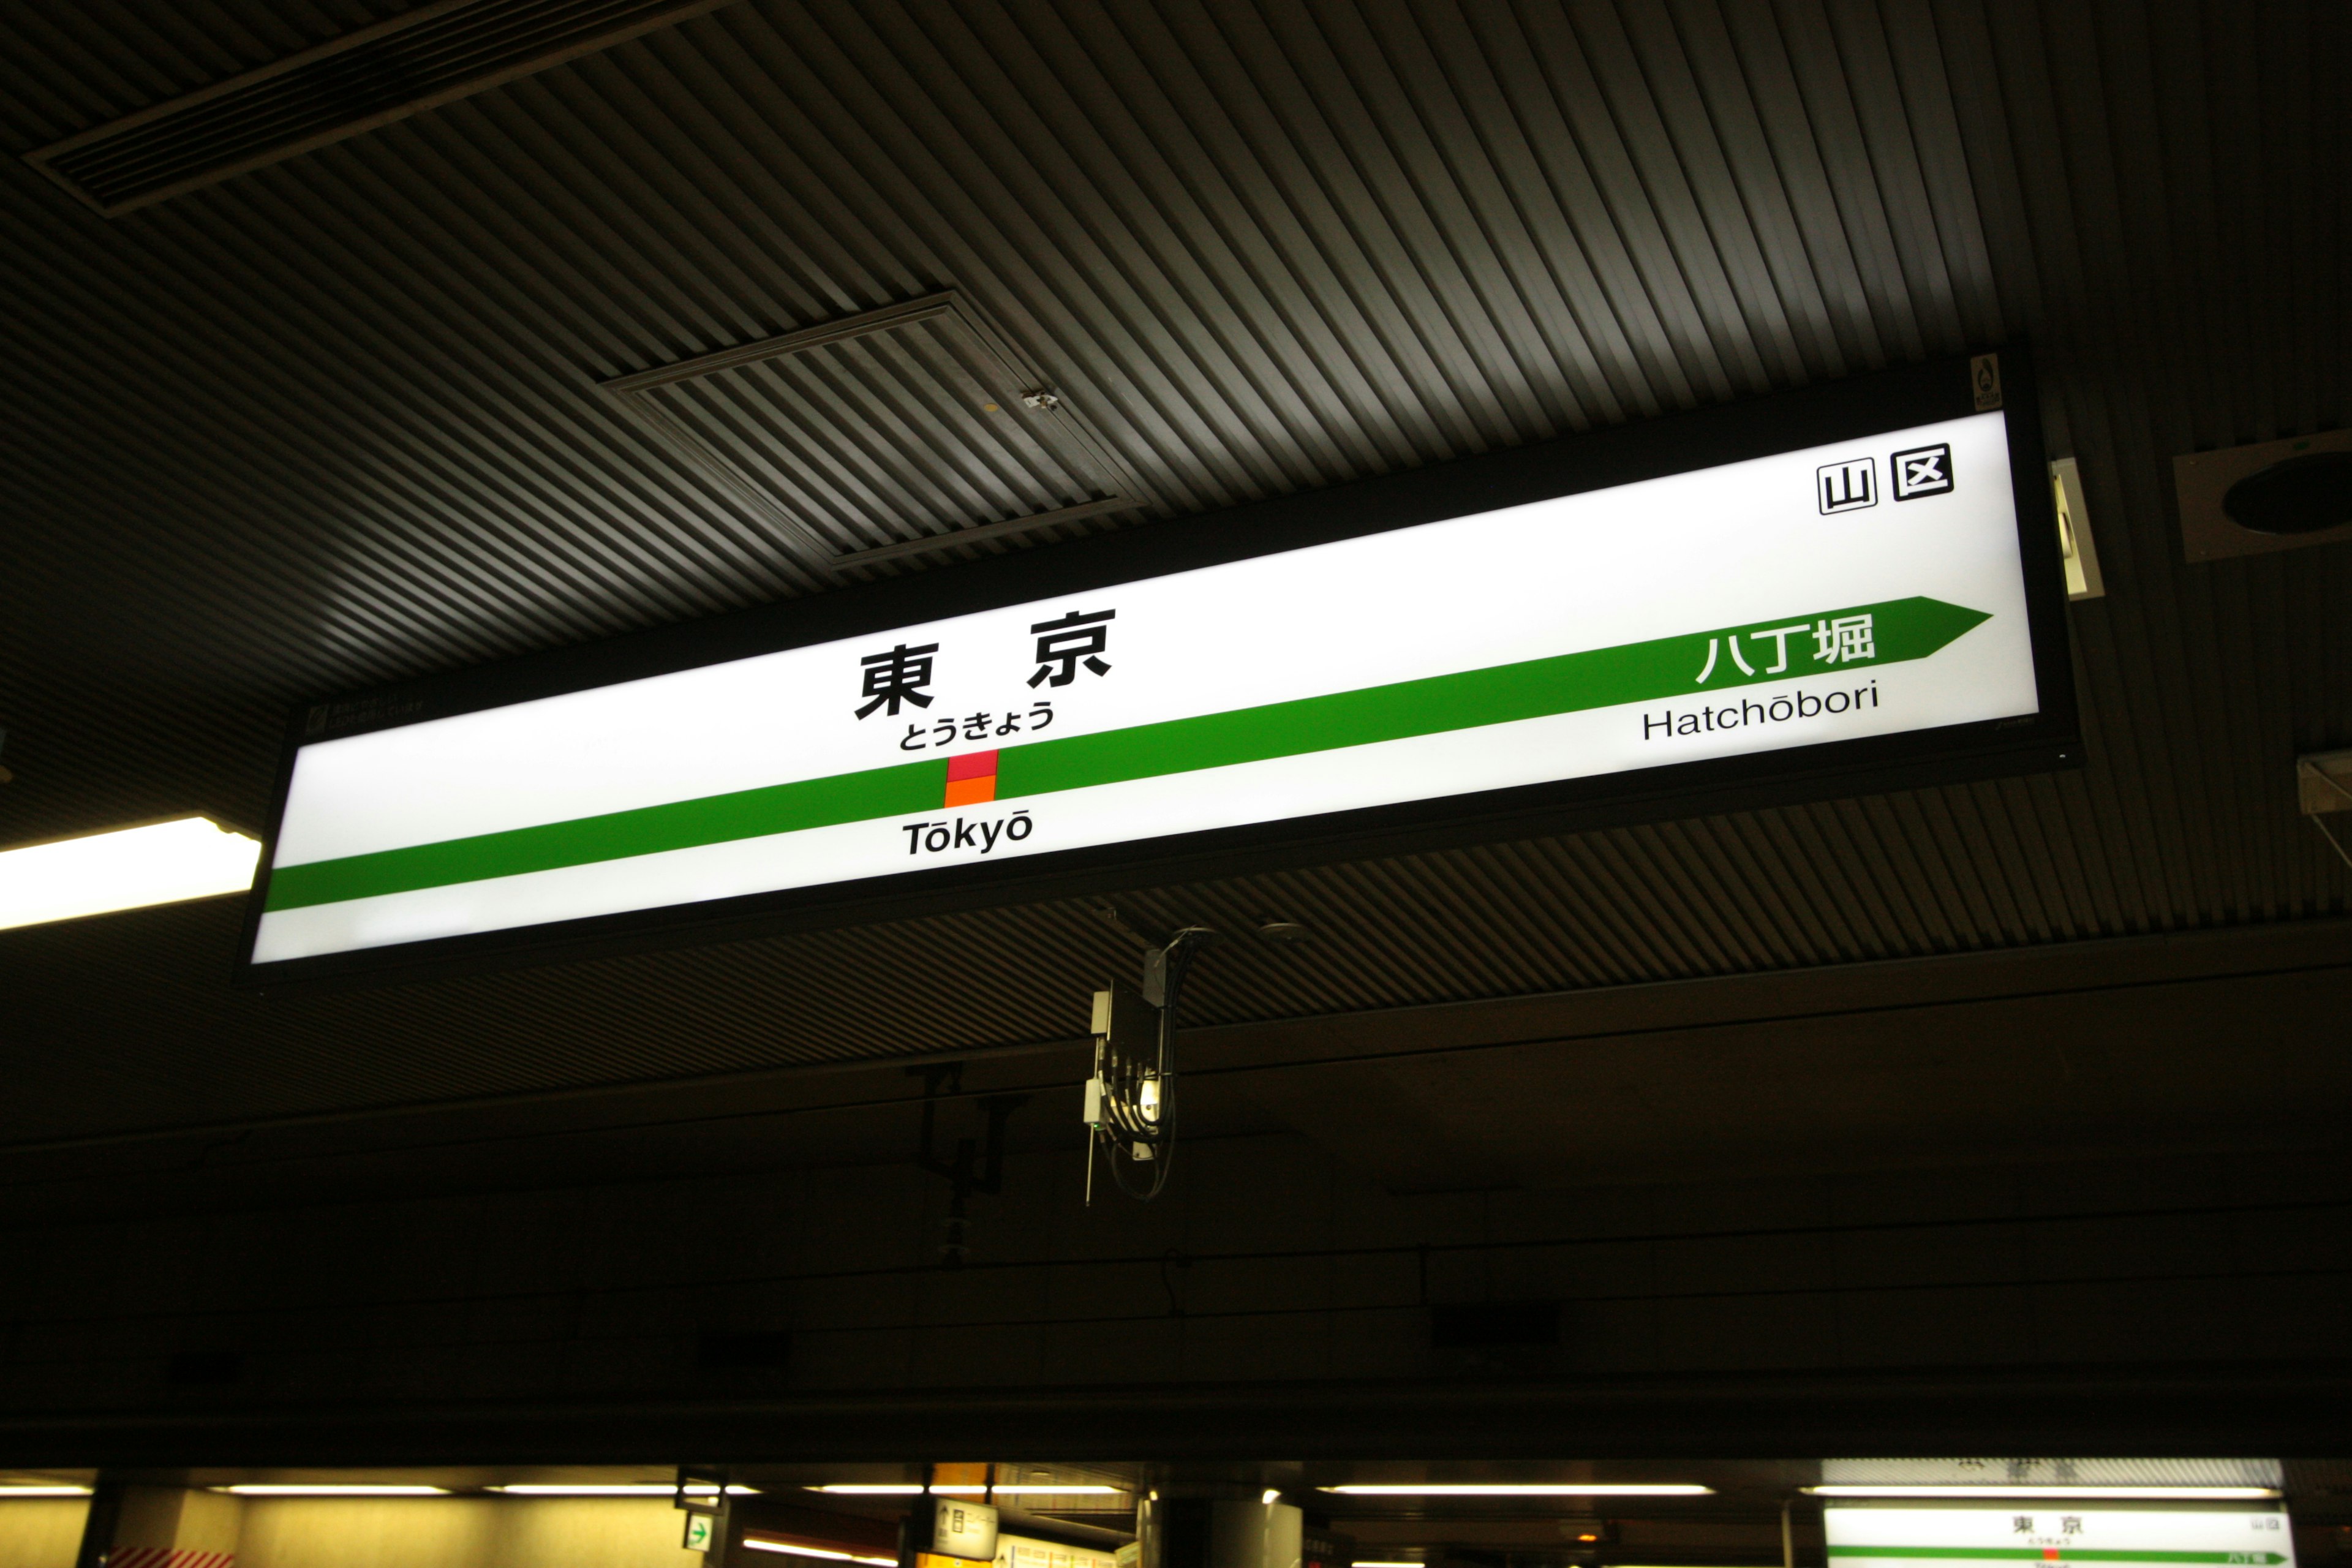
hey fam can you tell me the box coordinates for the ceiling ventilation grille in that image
[601,293,1147,575]
[24,0,735,216]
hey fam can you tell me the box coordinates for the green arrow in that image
[263,595,1989,913]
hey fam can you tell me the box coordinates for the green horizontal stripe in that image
[1828,1551,2285,1564]
[264,595,1988,913]
[266,758,948,911]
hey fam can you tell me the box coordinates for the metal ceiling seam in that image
[1709,0,1889,371]
[1926,783,2039,943]
[1747,806,1876,960]
[1407,2,1648,424]
[1557,827,1714,976]
[1525,0,1758,405]
[1234,0,1559,448]
[2045,225,2221,911]
[1081,0,1471,467]
[1654,814,1812,970]
[1816,795,1940,954]
[726,9,1243,520]
[1242,860,1439,1006]
[1876,0,2004,345]
[0,432,413,693]
[1506,835,1667,982]
[666,17,978,333]
[1765,0,1932,363]
[1623,818,1768,973]
[1662,0,1852,381]
[1853,791,1972,951]
[935,0,1370,495]
[1322,0,1593,441]
[29,0,218,106]
[1350,0,1627,434]
[1613,0,1820,385]
[617,33,918,324]
[365,102,791,385]
[1449,10,1683,421]
[1569,0,1787,393]
[792,0,1303,506]
[0,34,127,146]
[463,75,796,356]
[205,171,803,617]
[1360,851,1553,995]
[1173,0,1510,456]
[0,303,549,679]
[1481,2,1716,410]
[2062,8,2244,922]
[1970,10,2180,927]
[544,47,850,333]
[25,197,734,644]
[1444,841,1599,982]
[1812,0,1969,357]
[1562,818,1740,976]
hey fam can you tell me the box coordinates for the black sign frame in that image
[235,347,2078,989]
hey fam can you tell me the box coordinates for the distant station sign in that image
[239,352,2075,982]
[1826,1505,2295,1568]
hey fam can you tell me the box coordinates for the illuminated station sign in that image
[1826,1505,2295,1568]
[240,352,2075,981]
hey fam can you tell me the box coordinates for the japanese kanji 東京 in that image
[855,641,939,719]
[1028,608,1115,688]
[1814,612,1876,663]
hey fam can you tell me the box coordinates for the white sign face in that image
[1825,1506,2294,1568]
[252,410,2038,965]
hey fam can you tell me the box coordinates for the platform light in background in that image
[0,1487,94,1498]
[491,1495,757,1504]
[987,1487,1124,1496]
[214,1495,451,1504]
[741,1542,896,1566]
[810,1485,929,1495]
[0,815,259,931]
[1321,1485,1714,1498]
[1806,1486,2280,1500]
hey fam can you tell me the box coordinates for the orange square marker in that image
[944,749,999,808]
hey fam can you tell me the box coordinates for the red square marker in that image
[946,750,1000,782]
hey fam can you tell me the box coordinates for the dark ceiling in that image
[1,0,2345,1147]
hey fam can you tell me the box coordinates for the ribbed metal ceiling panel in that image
[0,0,2343,1143]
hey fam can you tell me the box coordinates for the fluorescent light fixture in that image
[1806,1487,2281,1501]
[742,1541,896,1566]
[0,1487,94,1498]
[1322,1486,1713,1498]
[808,1483,1120,1496]
[0,815,259,931]
[211,1485,449,1498]
[1263,1490,1283,1506]
[1354,1560,1430,1566]
[491,1484,758,1496]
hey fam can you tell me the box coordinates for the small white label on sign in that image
[934,1499,1000,1561]
[1972,352,2003,410]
